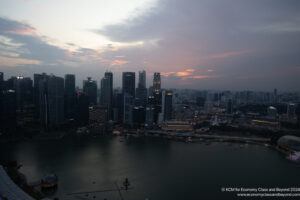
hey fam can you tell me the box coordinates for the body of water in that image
[1,136,300,200]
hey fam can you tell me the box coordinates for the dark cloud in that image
[94,0,300,90]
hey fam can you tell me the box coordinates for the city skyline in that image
[0,0,300,91]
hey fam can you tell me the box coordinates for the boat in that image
[41,174,58,189]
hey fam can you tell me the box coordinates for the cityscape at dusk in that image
[1,0,300,200]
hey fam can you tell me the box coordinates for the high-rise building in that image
[83,77,97,105]
[39,77,49,126]
[76,92,89,125]
[136,87,148,107]
[64,74,76,120]
[89,106,108,124]
[0,89,17,134]
[100,72,113,120]
[123,93,133,126]
[14,76,33,111]
[136,70,147,107]
[138,70,146,89]
[164,90,173,120]
[153,72,161,93]
[48,75,64,125]
[113,90,123,122]
[34,73,48,119]
[122,72,135,98]
[145,106,154,128]
[39,75,64,126]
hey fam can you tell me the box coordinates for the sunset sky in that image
[0,0,300,90]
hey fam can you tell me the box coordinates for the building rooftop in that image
[0,165,34,200]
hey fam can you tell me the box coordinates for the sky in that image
[0,0,300,91]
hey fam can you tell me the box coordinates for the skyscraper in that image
[0,89,16,134]
[76,92,89,125]
[122,72,135,98]
[164,90,173,120]
[123,93,133,126]
[39,75,64,126]
[64,74,76,119]
[83,77,97,106]
[100,72,113,120]
[48,75,64,125]
[153,72,161,93]
[34,73,48,119]
[14,76,33,111]
[136,70,147,107]
[138,70,146,89]
[39,76,49,126]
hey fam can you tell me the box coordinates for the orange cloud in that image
[96,49,104,54]
[0,56,41,67]
[207,49,253,59]
[182,75,217,80]
[110,60,128,66]
[162,68,196,77]
[109,47,119,51]
[162,67,217,81]
[4,26,37,35]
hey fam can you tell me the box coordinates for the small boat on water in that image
[286,153,300,163]
[41,174,58,189]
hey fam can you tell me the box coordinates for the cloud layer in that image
[1,0,300,90]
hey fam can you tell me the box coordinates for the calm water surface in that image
[1,136,300,200]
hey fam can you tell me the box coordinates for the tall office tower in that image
[100,72,113,120]
[123,93,133,126]
[105,72,113,96]
[113,90,123,122]
[138,70,146,89]
[39,77,49,126]
[157,90,166,124]
[145,106,154,128]
[122,72,135,98]
[34,73,48,118]
[153,91,162,124]
[14,76,33,111]
[153,72,161,93]
[148,86,154,97]
[0,89,17,134]
[48,75,64,125]
[76,92,89,125]
[83,77,97,106]
[164,90,173,120]
[64,74,76,120]
[136,70,147,107]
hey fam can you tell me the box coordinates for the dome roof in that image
[277,135,300,151]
